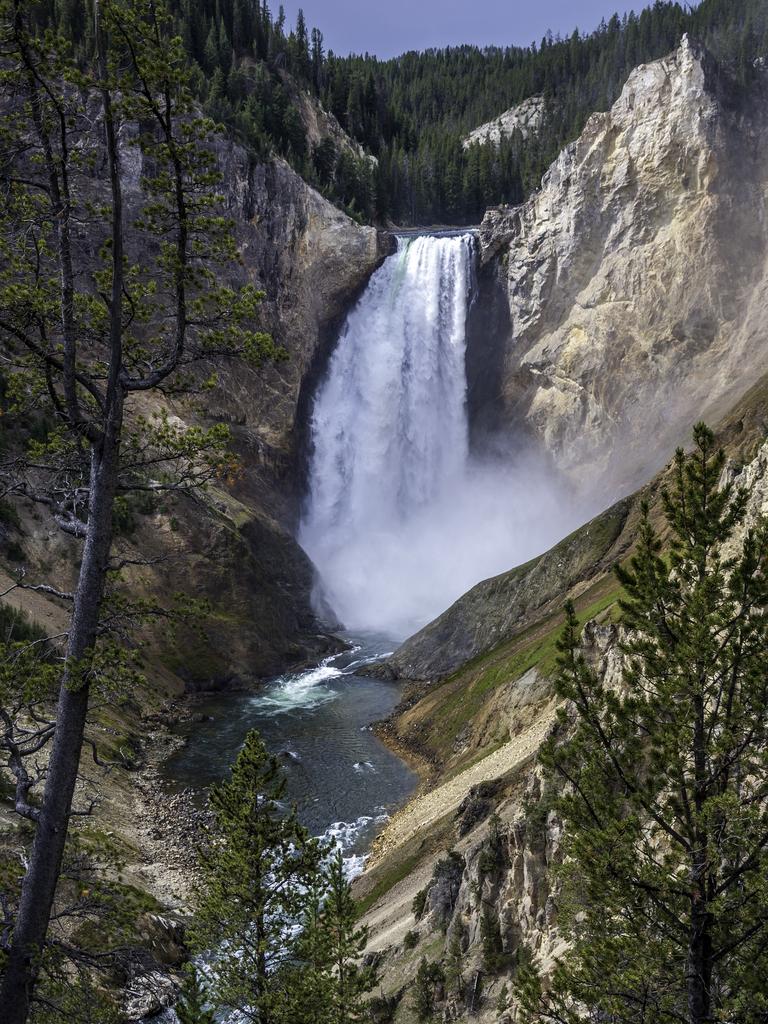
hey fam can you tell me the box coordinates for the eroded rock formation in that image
[462,95,545,149]
[478,36,768,501]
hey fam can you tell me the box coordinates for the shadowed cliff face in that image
[139,148,392,680]
[388,499,631,680]
[479,36,768,504]
[140,151,392,679]
[181,149,394,525]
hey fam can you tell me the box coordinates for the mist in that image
[299,233,587,641]
[303,452,581,640]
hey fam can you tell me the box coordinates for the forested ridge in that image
[45,0,768,224]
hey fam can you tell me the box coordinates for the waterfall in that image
[300,232,571,639]
[304,232,474,541]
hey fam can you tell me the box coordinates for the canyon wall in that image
[364,45,768,1013]
[2,139,391,685]
[477,36,768,502]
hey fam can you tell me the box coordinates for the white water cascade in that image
[300,232,572,639]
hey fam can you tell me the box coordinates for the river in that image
[161,632,416,875]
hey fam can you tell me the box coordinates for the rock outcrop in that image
[478,37,768,501]
[463,95,545,149]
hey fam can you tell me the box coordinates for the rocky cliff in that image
[477,36,768,502]
[462,95,545,149]
[387,499,632,681]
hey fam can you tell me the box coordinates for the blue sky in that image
[276,1,661,59]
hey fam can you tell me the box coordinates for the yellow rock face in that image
[480,36,768,504]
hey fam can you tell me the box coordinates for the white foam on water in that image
[247,659,343,716]
[320,811,389,879]
[344,650,394,671]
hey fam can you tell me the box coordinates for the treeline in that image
[168,0,380,219]
[44,0,768,224]
[322,0,768,223]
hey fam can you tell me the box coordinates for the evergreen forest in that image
[43,0,768,224]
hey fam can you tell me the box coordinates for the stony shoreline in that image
[113,699,212,912]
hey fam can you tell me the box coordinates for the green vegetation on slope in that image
[520,426,768,1022]
[418,577,623,771]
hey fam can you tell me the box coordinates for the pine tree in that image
[217,17,232,74]
[203,19,220,72]
[311,27,324,93]
[191,730,324,1023]
[232,0,251,53]
[313,136,337,185]
[413,957,445,1022]
[444,929,464,998]
[496,982,510,1018]
[277,874,336,1024]
[520,424,768,1023]
[0,2,277,1017]
[480,904,506,974]
[324,850,378,1023]
[293,8,310,82]
[175,966,216,1024]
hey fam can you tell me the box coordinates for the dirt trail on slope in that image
[369,701,558,865]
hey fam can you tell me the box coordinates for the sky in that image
[276,1,660,60]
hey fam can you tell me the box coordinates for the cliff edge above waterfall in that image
[477,36,768,501]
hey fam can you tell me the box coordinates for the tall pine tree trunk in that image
[686,888,713,1024]
[0,423,123,1023]
[687,690,713,1024]
[1,6,125,1014]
